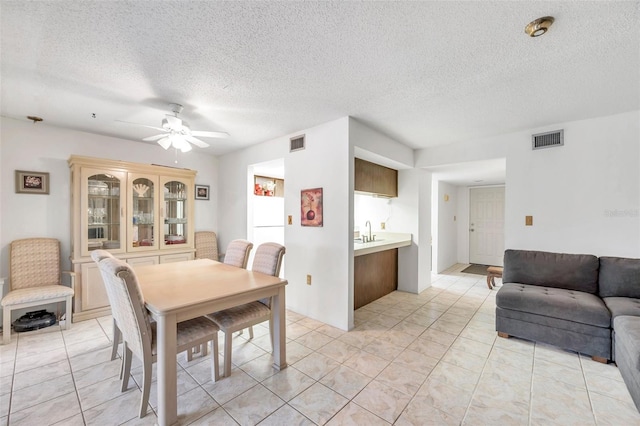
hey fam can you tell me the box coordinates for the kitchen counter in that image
[353,232,412,257]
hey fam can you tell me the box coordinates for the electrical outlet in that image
[288,215,292,225]
[380,222,385,230]
[306,274,312,285]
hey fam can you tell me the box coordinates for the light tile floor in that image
[1,264,640,425]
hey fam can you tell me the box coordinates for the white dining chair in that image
[206,242,285,377]
[94,256,220,418]
[187,238,254,361]
[223,239,254,268]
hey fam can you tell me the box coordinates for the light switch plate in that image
[526,216,533,226]
[288,215,292,225]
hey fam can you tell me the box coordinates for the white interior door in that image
[469,186,505,266]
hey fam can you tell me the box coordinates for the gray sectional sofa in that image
[495,249,640,410]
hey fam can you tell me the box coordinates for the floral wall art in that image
[301,187,323,227]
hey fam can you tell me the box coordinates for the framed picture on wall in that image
[15,170,49,194]
[195,184,210,200]
[301,187,323,227]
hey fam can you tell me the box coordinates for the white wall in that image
[350,118,413,169]
[0,117,219,318]
[353,194,392,235]
[218,117,352,330]
[417,110,640,258]
[456,186,470,264]
[505,111,640,257]
[415,133,507,168]
[436,181,458,272]
[392,168,432,293]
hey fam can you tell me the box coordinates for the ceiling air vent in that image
[532,129,564,150]
[290,134,305,152]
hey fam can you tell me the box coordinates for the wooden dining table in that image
[133,258,288,426]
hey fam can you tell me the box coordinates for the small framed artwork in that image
[195,184,210,200]
[301,187,323,227]
[15,170,50,194]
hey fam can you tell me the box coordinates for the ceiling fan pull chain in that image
[174,148,179,164]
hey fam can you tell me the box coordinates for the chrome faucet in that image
[365,220,372,242]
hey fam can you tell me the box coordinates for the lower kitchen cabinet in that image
[354,249,398,310]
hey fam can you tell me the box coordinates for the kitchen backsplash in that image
[354,193,392,234]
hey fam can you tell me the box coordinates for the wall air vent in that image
[532,129,564,150]
[290,134,305,152]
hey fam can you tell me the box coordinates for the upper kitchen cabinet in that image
[69,155,197,321]
[354,158,398,197]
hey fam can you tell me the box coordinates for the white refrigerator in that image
[251,196,285,273]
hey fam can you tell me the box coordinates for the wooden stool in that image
[487,266,503,289]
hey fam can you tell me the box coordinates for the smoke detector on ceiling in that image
[525,16,554,37]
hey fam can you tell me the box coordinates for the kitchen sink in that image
[354,238,384,244]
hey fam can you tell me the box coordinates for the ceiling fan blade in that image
[157,137,172,150]
[185,135,210,148]
[191,130,229,138]
[142,133,169,142]
[165,115,182,129]
[115,120,166,132]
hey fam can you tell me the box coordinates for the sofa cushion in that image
[613,316,640,410]
[603,297,640,323]
[599,257,640,298]
[503,249,599,294]
[613,316,640,370]
[496,283,610,328]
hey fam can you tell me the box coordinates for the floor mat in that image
[461,264,493,275]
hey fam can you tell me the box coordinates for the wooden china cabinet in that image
[69,155,197,321]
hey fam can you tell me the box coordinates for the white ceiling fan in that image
[119,103,228,152]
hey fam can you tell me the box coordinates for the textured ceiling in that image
[1,1,639,156]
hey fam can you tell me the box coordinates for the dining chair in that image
[207,242,285,377]
[1,238,75,344]
[94,256,220,418]
[223,239,254,268]
[195,231,219,261]
[187,238,254,361]
[90,250,123,368]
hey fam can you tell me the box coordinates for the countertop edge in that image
[354,235,412,257]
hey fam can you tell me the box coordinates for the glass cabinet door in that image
[162,178,189,248]
[80,168,126,256]
[128,174,159,251]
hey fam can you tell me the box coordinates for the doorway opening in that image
[468,186,505,267]
[247,159,285,273]
[428,158,506,273]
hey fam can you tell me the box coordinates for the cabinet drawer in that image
[160,252,194,263]
[127,256,159,266]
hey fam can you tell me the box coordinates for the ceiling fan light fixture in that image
[525,16,554,37]
[122,102,225,152]
[157,137,172,150]
[169,134,192,153]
